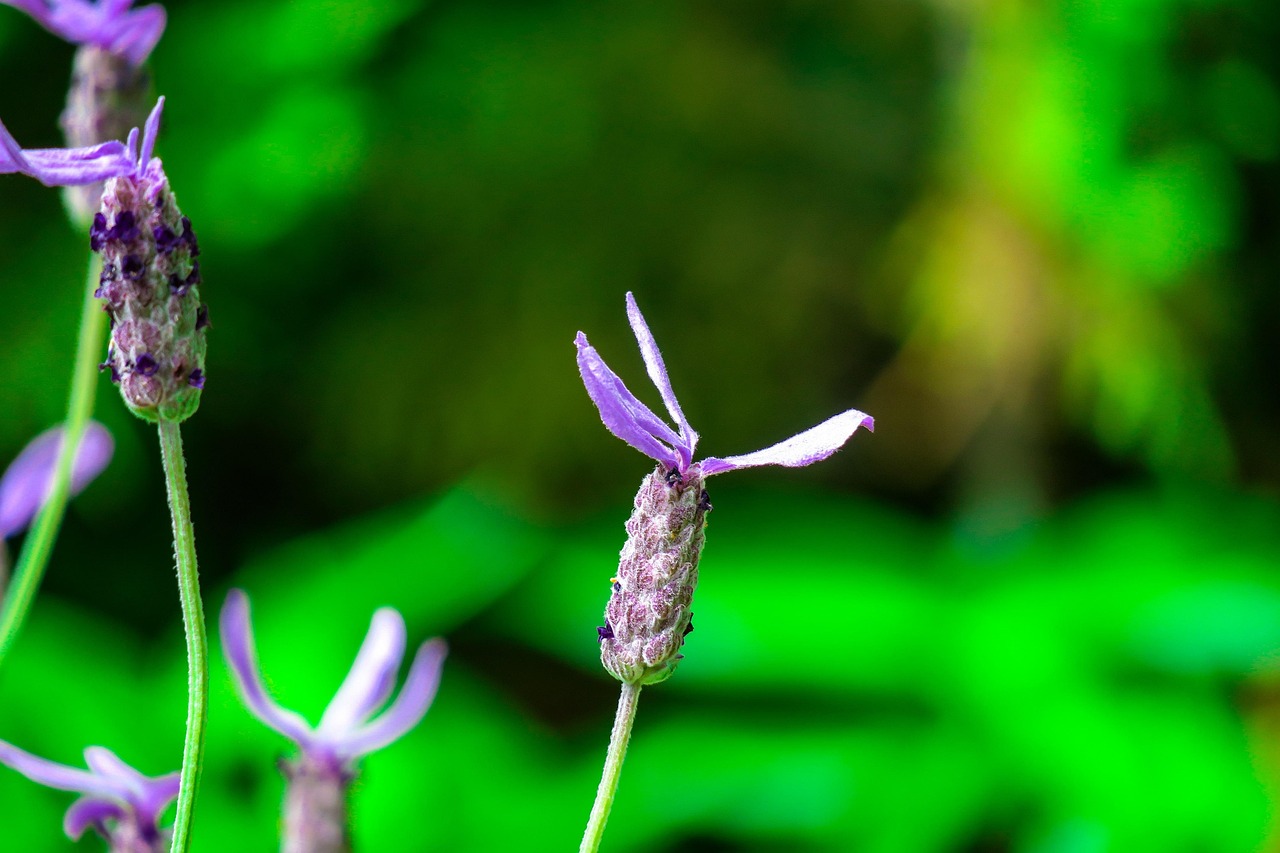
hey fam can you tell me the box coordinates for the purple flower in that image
[575,292,874,479]
[0,0,166,66]
[0,739,179,850]
[0,422,113,540]
[220,589,448,772]
[0,116,133,187]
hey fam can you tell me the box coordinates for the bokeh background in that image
[2,0,1280,849]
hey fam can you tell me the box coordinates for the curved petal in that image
[0,740,128,800]
[0,422,114,539]
[625,293,697,466]
[336,639,447,762]
[83,746,142,785]
[699,409,874,476]
[103,3,165,65]
[576,332,682,470]
[218,589,315,745]
[0,115,133,186]
[135,96,163,172]
[63,796,123,841]
[318,608,406,737]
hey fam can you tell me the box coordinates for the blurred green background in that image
[2,0,1279,850]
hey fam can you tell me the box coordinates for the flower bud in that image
[599,465,708,685]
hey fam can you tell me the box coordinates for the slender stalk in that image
[580,682,642,853]
[0,253,106,670]
[157,420,208,853]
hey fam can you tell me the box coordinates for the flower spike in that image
[0,739,179,850]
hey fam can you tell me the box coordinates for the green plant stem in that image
[158,419,208,853]
[580,681,642,853]
[0,252,106,670]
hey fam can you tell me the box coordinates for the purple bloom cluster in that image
[0,740,178,851]
[0,0,165,66]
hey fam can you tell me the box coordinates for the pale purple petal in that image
[63,796,124,841]
[699,409,874,476]
[0,422,114,539]
[337,639,447,761]
[2,0,166,65]
[101,3,165,65]
[83,746,141,783]
[1,117,133,186]
[576,332,682,470]
[317,608,407,738]
[624,292,697,467]
[219,590,317,746]
[135,95,163,173]
[0,740,129,801]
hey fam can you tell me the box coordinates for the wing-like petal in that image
[219,590,316,746]
[699,409,874,476]
[0,740,127,800]
[625,293,697,467]
[318,608,406,737]
[576,332,682,470]
[63,796,124,841]
[0,422,113,539]
[1,116,134,186]
[103,4,165,66]
[337,639,447,761]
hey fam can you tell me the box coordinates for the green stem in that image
[0,252,106,670]
[580,682,642,853]
[158,420,208,853]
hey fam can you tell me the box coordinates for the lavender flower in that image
[0,739,179,853]
[576,293,873,684]
[0,116,132,187]
[0,0,166,66]
[221,589,447,853]
[0,422,113,540]
[93,96,208,423]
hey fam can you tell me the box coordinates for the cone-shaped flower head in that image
[577,293,873,684]
[221,590,447,852]
[0,0,165,66]
[0,739,179,852]
[0,422,113,540]
[1,115,132,187]
[93,97,208,423]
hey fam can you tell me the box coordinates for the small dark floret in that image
[597,623,615,642]
[683,619,695,637]
[153,224,180,252]
[89,213,109,250]
[698,490,713,512]
[109,211,139,242]
[120,254,144,280]
[135,353,158,376]
[187,369,205,389]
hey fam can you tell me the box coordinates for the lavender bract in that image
[577,293,874,684]
[221,589,447,853]
[0,422,113,540]
[92,96,208,422]
[0,739,178,853]
[0,117,132,187]
[0,0,165,66]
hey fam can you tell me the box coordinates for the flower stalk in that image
[157,419,206,853]
[580,681,641,853]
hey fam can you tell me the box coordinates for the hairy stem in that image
[0,252,106,669]
[158,420,208,853]
[580,682,642,853]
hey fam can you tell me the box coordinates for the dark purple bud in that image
[612,581,621,593]
[597,623,615,642]
[120,255,144,280]
[168,275,189,297]
[135,353,158,376]
[195,305,209,331]
[99,361,121,383]
[90,213,108,251]
[180,218,199,256]
[665,467,682,487]
[187,369,205,389]
[108,211,139,242]
[683,619,695,637]
[698,490,713,513]
[153,224,180,253]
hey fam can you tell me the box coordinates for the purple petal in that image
[575,332,682,470]
[136,96,163,173]
[0,740,129,801]
[317,608,407,738]
[699,409,874,477]
[337,639,447,761]
[101,3,165,66]
[2,0,165,65]
[1,117,134,187]
[219,589,316,746]
[63,796,124,841]
[625,293,697,468]
[0,422,114,539]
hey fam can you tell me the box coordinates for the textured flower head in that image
[220,590,448,773]
[0,422,113,539]
[0,739,178,847]
[0,116,133,187]
[575,292,873,479]
[0,0,165,66]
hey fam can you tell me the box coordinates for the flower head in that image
[0,739,178,849]
[0,422,113,540]
[1,0,166,66]
[575,292,873,479]
[0,116,133,187]
[220,589,447,773]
